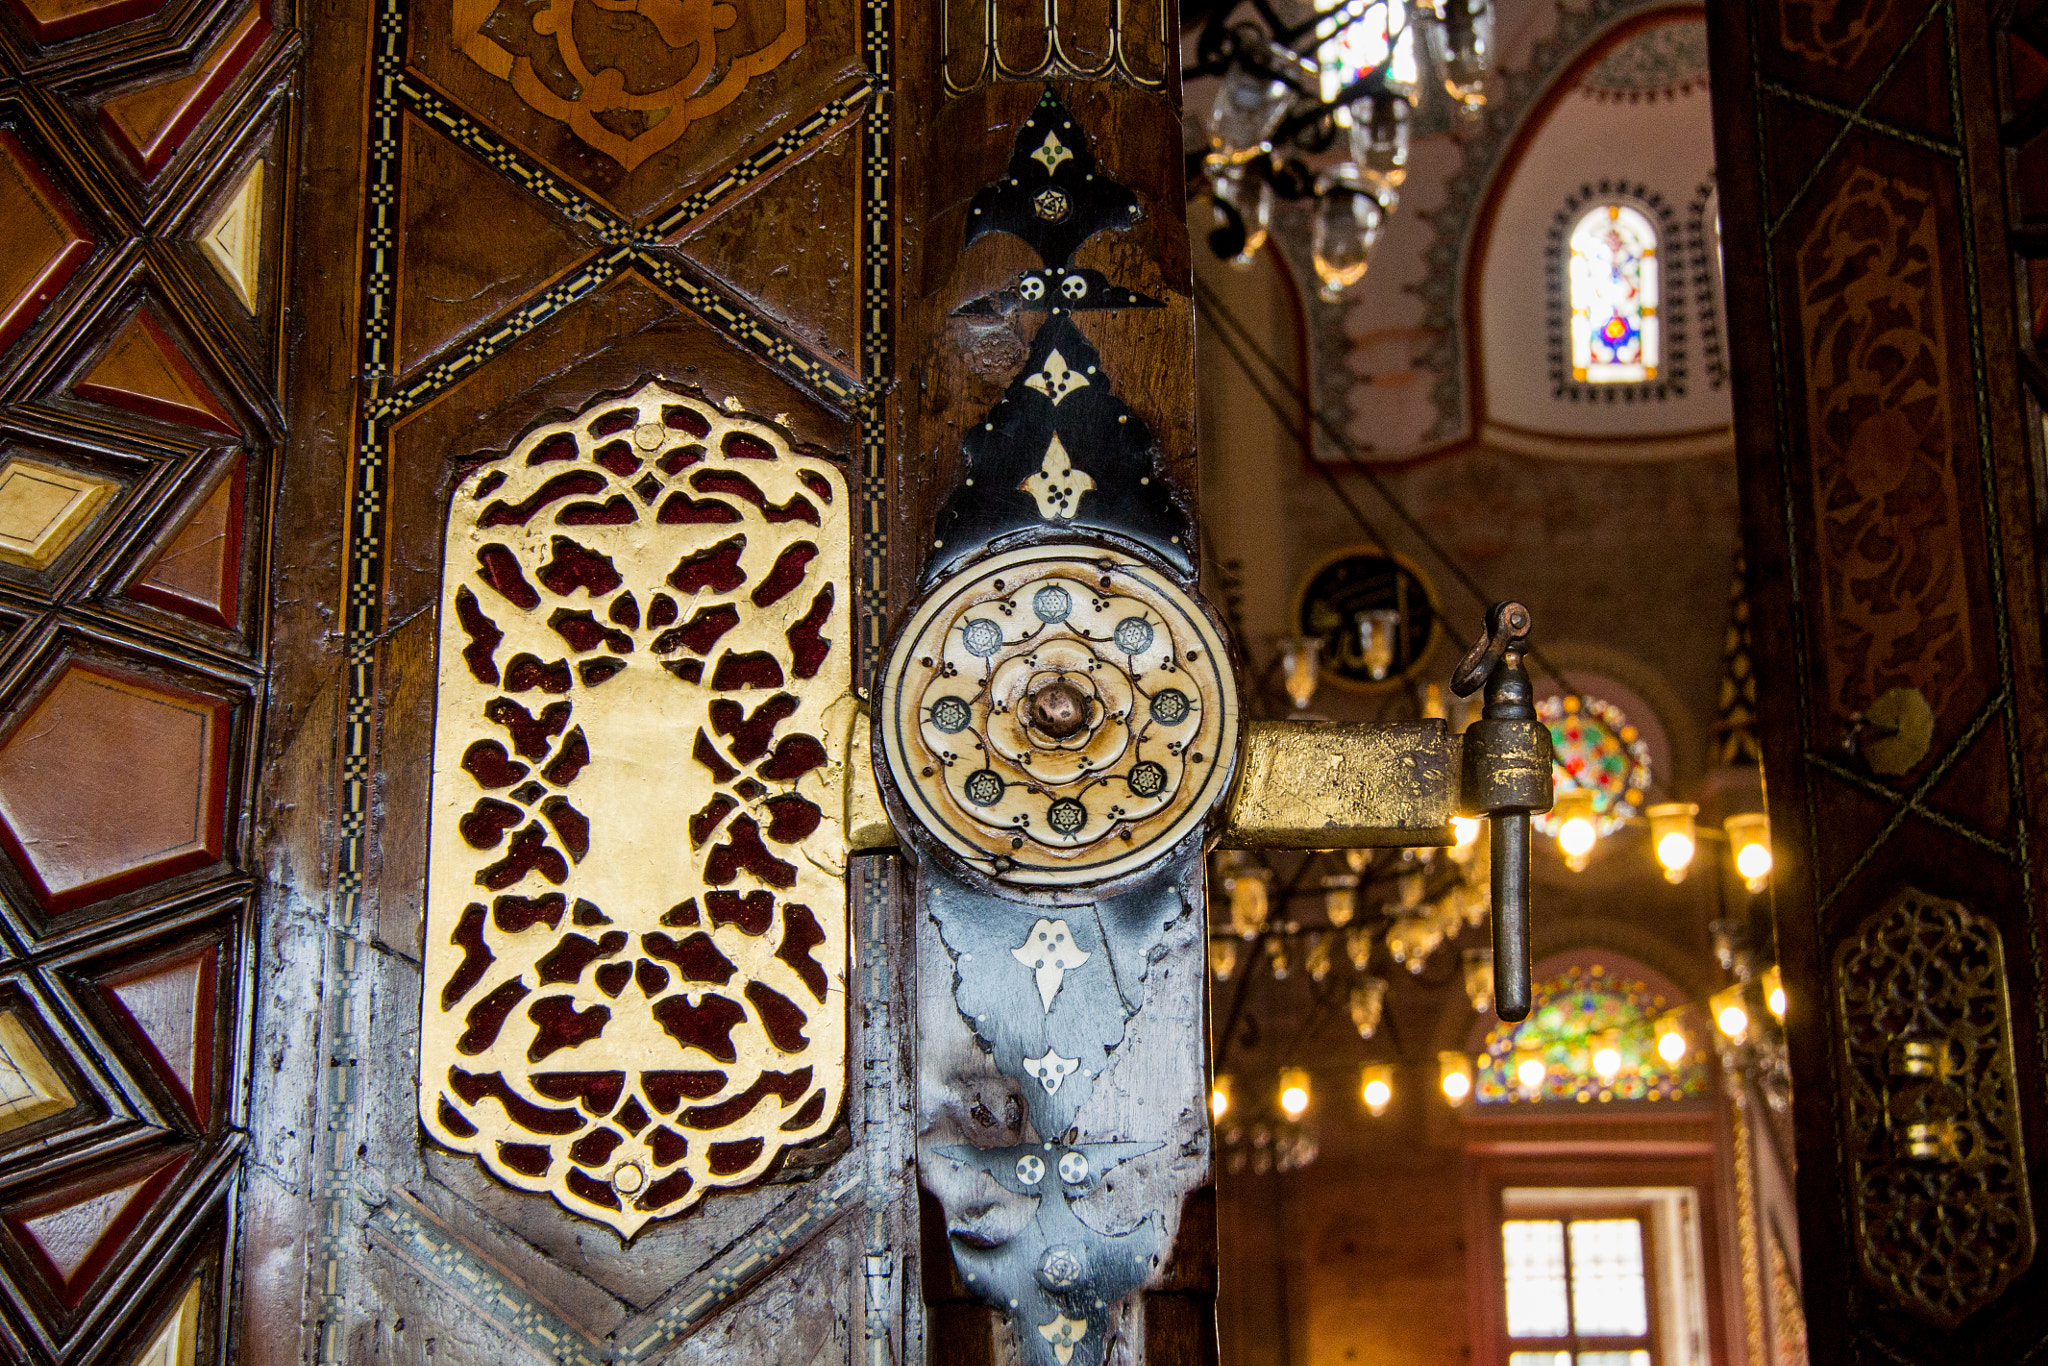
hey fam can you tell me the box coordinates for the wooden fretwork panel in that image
[421,381,853,1235]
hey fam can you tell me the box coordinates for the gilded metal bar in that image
[1218,720,1461,849]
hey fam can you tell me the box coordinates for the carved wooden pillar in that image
[1707,0,2048,1357]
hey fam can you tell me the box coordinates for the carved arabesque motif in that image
[422,380,852,1236]
[1796,165,1974,727]
[451,0,806,170]
[1833,887,2033,1325]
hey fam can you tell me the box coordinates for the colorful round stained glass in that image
[1532,692,1651,837]
[1474,964,1707,1105]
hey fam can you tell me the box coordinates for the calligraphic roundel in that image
[879,544,1238,888]
[420,380,852,1236]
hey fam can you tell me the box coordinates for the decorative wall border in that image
[314,0,897,1355]
[1542,179,1687,403]
[1683,173,1725,391]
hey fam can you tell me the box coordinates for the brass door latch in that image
[846,598,1553,1018]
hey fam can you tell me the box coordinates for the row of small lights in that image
[1551,795,1775,890]
[1212,966,1785,1123]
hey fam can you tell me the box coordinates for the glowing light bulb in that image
[1657,831,1696,875]
[1452,816,1480,848]
[1438,1051,1473,1105]
[1657,1030,1687,1063]
[1735,841,1772,881]
[1278,1067,1311,1118]
[1360,1064,1393,1117]
[1558,817,1596,859]
[1768,985,1786,1019]
[1726,813,1773,890]
[1718,1004,1749,1038]
[1516,1056,1546,1090]
[1593,1047,1622,1080]
[1210,1087,1229,1121]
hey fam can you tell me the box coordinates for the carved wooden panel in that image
[258,0,906,1349]
[1707,0,2048,1359]
[422,380,852,1234]
[0,0,291,1354]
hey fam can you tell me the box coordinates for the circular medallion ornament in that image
[880,545,1239,887]
[1291,546,1443,691]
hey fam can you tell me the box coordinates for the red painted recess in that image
[0,660,234,914]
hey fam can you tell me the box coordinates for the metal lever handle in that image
[1452,603,1547,1023]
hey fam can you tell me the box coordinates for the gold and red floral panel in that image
[0,0,290,1359]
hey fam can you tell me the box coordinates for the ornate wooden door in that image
[1708,0,2048,1359]
[0,0,289,1358]
[242,0,1236,1361]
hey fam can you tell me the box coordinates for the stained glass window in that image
[1532,693,1651,838]
[1475,963,1707,1105]
[1569,203,1660,383]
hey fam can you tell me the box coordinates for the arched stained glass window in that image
[1475,963,1707,1105]
[1530,692,1651,838]
[1569,203,1660,383]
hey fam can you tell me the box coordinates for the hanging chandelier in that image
[1188,0,1496,299]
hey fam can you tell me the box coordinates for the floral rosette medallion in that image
[880,544,1237,887]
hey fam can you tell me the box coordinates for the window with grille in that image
[1502,1213,1656,1366]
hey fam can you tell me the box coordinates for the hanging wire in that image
[1192,274,1574,695]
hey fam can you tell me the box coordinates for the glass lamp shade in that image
[1551,787,1598,871]
[1278,1066,1312,1117]
[1356,605,1402,677]
[1350,975,1389,1040]
[1426,0,1493,107]
[1711,983,1750,1043]
[1763,964,1786,1020]
[1346,93,1410,192]
[1345,926,1374,973]
[1323,873,1358,927]
[1207,61,1296,162]
[1226,864,1270,935]
[1209,163,1274,268]
[1208,937,1239,980]
[1725,812,1773,891]
[1313,185,1383,303]
[1280,635,1322,710]
[1647,801,1699,883]
[1305,932,1334,983]
[1462,946,1495,1014]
